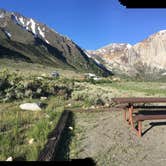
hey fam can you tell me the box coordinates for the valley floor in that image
[1,67,166,164]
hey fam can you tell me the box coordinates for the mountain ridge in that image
[0,9,111,76]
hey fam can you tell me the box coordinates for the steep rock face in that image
[88,31,166,79]
[88,43,139,76]
[133,30,166,70]
[0,9,110,76]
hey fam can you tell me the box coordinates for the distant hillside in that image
[0,9,111,76]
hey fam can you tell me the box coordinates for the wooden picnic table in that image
[112,97,166,137]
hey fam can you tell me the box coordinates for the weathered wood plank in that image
[38,110,71,161]
[112,97,166,104]
[134,114,166,121]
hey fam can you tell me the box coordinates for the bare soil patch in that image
[70,110,166,166]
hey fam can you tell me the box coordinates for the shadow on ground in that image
[53,111,96,165]
[142,121,166,136]
[53,111,75,160]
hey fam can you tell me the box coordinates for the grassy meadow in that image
[0,97,65,160]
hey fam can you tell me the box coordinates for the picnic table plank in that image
[112,97,166,104]
[133,114,166,121]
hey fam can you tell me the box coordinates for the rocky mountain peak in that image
[99,43,131,55]
[137,30,166,45]
[11,12,51,44]
[156,30,166,37]
[88,43,132,59]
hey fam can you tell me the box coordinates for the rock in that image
[40,96,47,100]
[41,73,47,77]
[37,76,43,80]
[84,73,96,79]
[19,103,41,111]
[68,126,73,130]
[67,103,72,107]
[28,138,34,144]
[105,103,110,107]
[90,105,95,109]
[93,77,101,81]
[50,137,56,140]
[6,156,13,161]
[112,154,116,158]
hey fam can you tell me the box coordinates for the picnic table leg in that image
[128,107,131,125]
[138,121,142,137]
[128,106,131,124]
[129,105,135,129]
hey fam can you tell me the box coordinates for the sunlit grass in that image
[110,81,166,97]
[0,97,64,161]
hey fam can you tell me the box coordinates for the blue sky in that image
[1,0,166,50]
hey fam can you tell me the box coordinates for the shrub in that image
[0,70,73,102]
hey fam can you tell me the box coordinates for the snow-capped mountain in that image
[0,9,110,76]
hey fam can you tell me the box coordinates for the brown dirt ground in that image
[70,110,166,166]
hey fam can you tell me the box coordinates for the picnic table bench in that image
[112,97,166,137]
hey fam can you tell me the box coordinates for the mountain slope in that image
[88,43,138,76]
[0,9,110,76]
[88,31,166,80]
